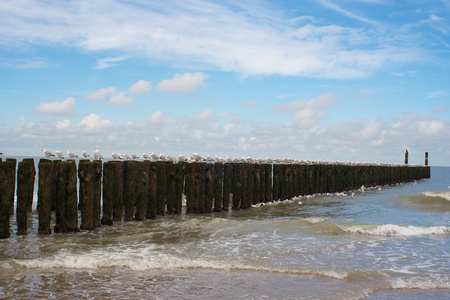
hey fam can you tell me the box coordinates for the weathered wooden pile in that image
[0,157,431,238]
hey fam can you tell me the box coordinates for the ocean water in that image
[0,165,449,299]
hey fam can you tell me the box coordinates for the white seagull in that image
[94,150,103,160]
[55,150,65,159]
[0,151,3,155]
[42,148,55,158]
[131,154,139,159]
[82,151,90,158]
[111,152,120,159]
[143,153,150,159]
[150,152,159,160]
[66,150,78,158]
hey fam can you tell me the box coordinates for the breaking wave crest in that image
[337,224,450,236]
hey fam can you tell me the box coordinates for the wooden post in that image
[222,163,232,210]
[185,162,195,214]
[38,159,53,235]
[197,163,206,213]
[123,161,137,221]
[156,161,167,216]
[54,160,79,233]
[405,149,408,165]
[425,152,428,166]
[135,161,150,221]
[174,162,184,214]
[147,162,158,219]
[265,163,272,202]
[102,161,124,225]
[78,160,102,230]
[0,159,15,238]
[213,162,224,212]
[16,158,35,235]
[166,162,177,214]
[205,163,214,213]
[232,163,242,210]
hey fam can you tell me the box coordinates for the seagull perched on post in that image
[42,148,55,158]
[55,150,65,159]
[66,150,78,158]
[142,153,150,159]
[111,152,120,159]
[82,151,90,158]
[94,150,103,160]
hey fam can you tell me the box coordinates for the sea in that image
[0,161,449,299]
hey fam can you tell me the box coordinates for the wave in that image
[337,224,450,236]
[397,191,450,212]
[10,246,348,280]
[423,191,450,202]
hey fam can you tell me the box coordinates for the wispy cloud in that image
[317,0,378,26]
[425,90,448,99]
[0,0,426,79]
[94,56,128,70]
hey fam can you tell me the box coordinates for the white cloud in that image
[55,119,71,129]
[85,87,118,100]
[157,72,206,92]
[78,113,113,132]
[94,56,128,70]
[129,80,151,94]
[0,1,434,78]
[273,93,338,129]
[34,97,76,115]
[149,111,177,125]
[109,92,134,106]
[195,108,216,121]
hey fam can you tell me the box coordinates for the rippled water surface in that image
[1,166,449,299]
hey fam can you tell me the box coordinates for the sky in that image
[1,0,449,166]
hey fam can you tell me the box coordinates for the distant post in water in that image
[404,149,408,165]
[425,152,428,166]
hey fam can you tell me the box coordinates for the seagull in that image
[42,148,55,158]
[55,150,65,159]
[143,153,150,159]
[82,151,90,158]
[123,153,130,159]
[131,154,139,159]
[0,151,3,155]
[150,152,159,160]
[66,150,78,158]
[94,150,103,160]
[177,154,187,162]
[111,152,120,159]
[158,154,167,161]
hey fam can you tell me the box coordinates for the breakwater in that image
[0,157,430,238]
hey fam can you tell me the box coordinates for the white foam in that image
[423,191,450,201]
[12,245,349,279]
[390,276,450,289]
[338,224,450,236]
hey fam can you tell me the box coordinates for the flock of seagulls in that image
[41,148,101,160]
[38,148,413,167]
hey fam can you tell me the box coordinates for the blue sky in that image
[1,0,449,166]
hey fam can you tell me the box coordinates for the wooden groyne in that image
[0,157,430,237]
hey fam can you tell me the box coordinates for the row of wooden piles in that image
[0,157,430,238]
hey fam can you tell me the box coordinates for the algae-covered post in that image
[135,161,150,221]
[405,149,409,165]
[16,158,35,235]
[78,160,102,230]
[102,161,124,225]
[185,162,195,214]
[0,159,16,238]
[213,162,224,212]
[54,160,79,233]
[38,159,53,235]
[425,152,428,166]
[222,163,233,211]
